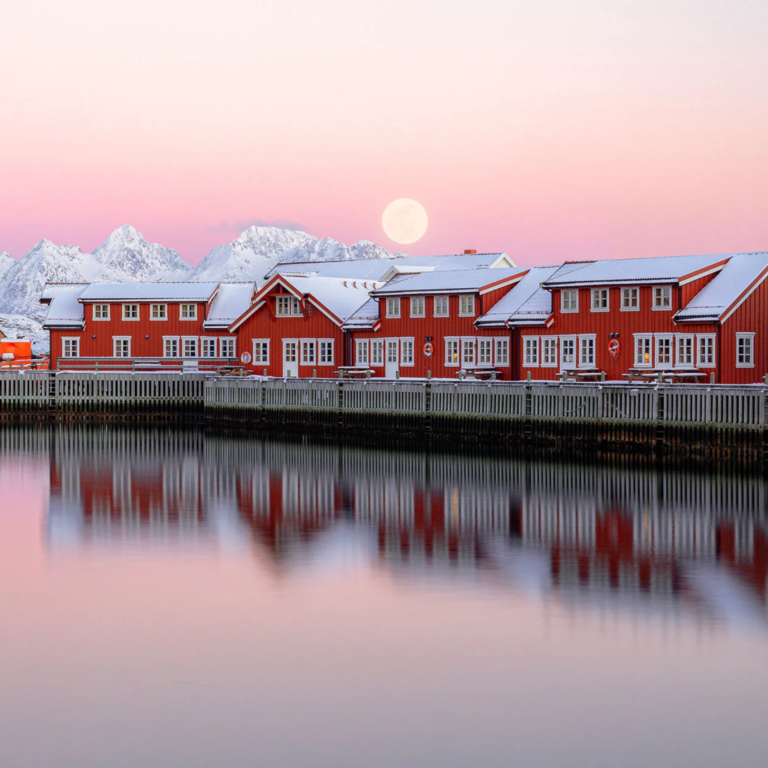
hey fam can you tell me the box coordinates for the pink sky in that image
[1,0,767,266]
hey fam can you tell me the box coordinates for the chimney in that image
[464,249,477,254]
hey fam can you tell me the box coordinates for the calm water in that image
[1,427,767,768]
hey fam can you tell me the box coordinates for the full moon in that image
[382,198,428,244]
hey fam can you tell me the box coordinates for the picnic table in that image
[559,369,605,382]
[459,367,501,381]
[335,366,374,379]
[621,369,707,384]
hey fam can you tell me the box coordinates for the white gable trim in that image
[678,262,728,286]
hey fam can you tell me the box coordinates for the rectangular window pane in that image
[434,296,449,316]
[410,297,424,317]
[371,341,383,365]
[356,340,369,365]
[302,340,316,364]
[220,339,235,358]
[319,340,334,365]
[401,339,414,365]
[461,339,475,365]
[445,339,459,365]
[524,338,539,366]
[478,339,492,365]
[495,338,509,366]
[580,338,594,366]
[386,298,400,318]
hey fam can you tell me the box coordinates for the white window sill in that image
[150,318,168,322]
[736,363,755,368]
[620,307,640,312]
[560,309,579,314]
[652,306,673,311]
[590,308,609,313]
[121,318,140,322]
[92,317,110,322]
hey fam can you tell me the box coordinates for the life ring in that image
[608,339,620,358]
[424,342,433,358]
[240,352,252,364]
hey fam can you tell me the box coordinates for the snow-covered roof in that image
[41,284,88,329]
[544,254,730,287]
[282,275,379,322]
[476,267,559,326]
[370,268,526,296]
[77,282,219,302]
[675,252,768,322]
[341,297,380,330]
[202,282,256,328]
[263,259,396,281]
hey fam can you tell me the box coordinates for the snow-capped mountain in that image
[0,252,13,282]
[191,226,394,282]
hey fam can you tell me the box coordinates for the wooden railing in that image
[54,357,240,373]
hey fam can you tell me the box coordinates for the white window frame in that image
[590,288,609,312]
[697,334,716,369]
[300,338,316,366]
[371,340,384,367]
[122,304,139,321]
[400,338,415,367]
[385,297,401,318]
[634,334,653,368]
[675,333,695,368]
[477,338,493,367]
[410,296,425,318]
[541,337,558,368]
[655,334,674,368]
[276,296,302,317]
[62,337,80,358]
[495,337,510,367]
[561,290,579,313]
[182,336,199,358]
[459,295,476,317]
[578,335,596,368]
[621,287,639,311]
[252,339,270,365]
[200,338,218,358]
[652,285,672,310]
[461,338,476,367]
[150,303,167,321]
[445,338,460,367]
[560,335,577,370]
[736,332,755,368]
[355,339,369,367]
[433,296,449,317]
[93,304,110,321]
[179,303,197,321]
[219,338,236,359]
[318,339,334,366]
[112,336,131,358]
[523,337,539,367]
[163,336,180,358]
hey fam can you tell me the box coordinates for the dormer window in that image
[561,290,578,313]
[276,296,301,316]
[459,295,475,316]
[653,286,672,309]
[591,289,609,312]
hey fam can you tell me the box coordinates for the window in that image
[656,335,673,367]
[276,296,301,316]
[621,287,639,310]
[410,297,425,317]
[164,337,180,358]
[400,339,414,366]
[93,304,110,320]
[523,337,539,366]
[635,335,652,367]
[591,289,609,312]
[219,338,236,358]
[542,338,558,367]
[676,335,693,367]
[356,339,369,366]
[478,339,493,366]
[183,338,198,358]
[561,337,576,368]
[113,337,131,358]
[201,338,218,358]
[561,290,578,313]
[284,341,298,363]
[253,339,270,364]
[579,336,595,367]
[62,338,80,358]
[180,303,197,320]
[459,295,475,316]
[319,339,334,365]
[151,304,167,320]
[301,339,316,365]
[653,286,672,309]
[371,340,384,366]
[461,339,475,366]
[386,297,401,318]
[697,335,716,368]
[434,296,449,317]
[386,340,399,364]
[445,339,459,366]
[122,304,139,320]
[495,338,509,367]
[736,333,755,367]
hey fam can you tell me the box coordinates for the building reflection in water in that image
[38,427,768,630]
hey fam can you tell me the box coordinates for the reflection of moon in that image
[382,199,428,244]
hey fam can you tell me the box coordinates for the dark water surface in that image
[1,427,767,768]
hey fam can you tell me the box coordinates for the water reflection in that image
[32,427,768,632]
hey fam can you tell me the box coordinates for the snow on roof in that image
[675,252,768,322]
[544,253,730,286]
[370,268,526,296]
[389,252,514,271]
[476,267,559,326]
[341,297,380,330]
[202,282,255,328]
[282,275,379,322]
[78,282,219,302]
[41,284,88,328]
[264,259,395,281]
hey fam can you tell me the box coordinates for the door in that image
[283,339,298,377]
[385,339,399,378]
[560,336,576,371]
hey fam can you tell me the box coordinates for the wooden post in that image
[526,371,531,382]
[711,372,716,385]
